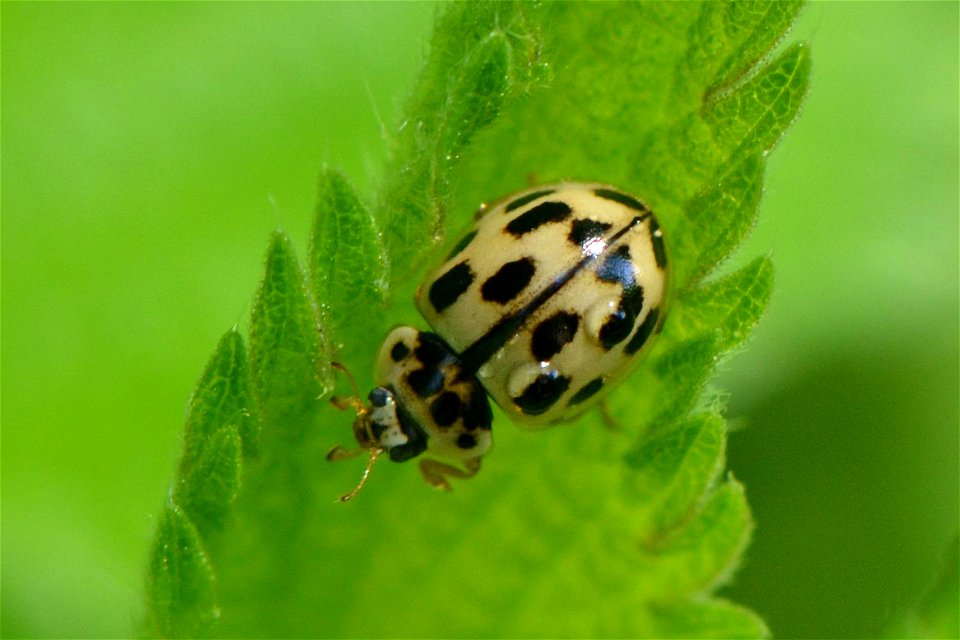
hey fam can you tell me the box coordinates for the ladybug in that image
[328,182,668,501]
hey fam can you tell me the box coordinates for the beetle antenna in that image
[331,361,360,396]
[330,361,366,415]
[336,447,383,503]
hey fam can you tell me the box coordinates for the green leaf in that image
[309,168,388,362]
[144,329,254,637]
[686,1,805,99]
[174,426,242,536]
[607,256,772,442]
[173,330,256,536]
[182,329,259,460]
[377,1,547,281]
[631,332,721,427]
[673,256,775,353]
[249,230,329,428]
[649,599,770,640]
[704,43,811,162]
[623,413,726,535]
[678,153,766,286]
[145,2,810,637]
[641,479,754,599]
[221,233,334,626]
[145,503,218,639]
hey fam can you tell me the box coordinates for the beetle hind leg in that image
[419,457,482,492]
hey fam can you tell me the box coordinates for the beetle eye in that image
[368,387,391,407]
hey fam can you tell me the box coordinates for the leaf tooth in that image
[638,478,754,599]
[183,328,260,462]
[146,501,219,639]
[647,597,771,639]
[651,332,721,424]
[674,255,775,354]
[377,2,546,280]
[623,413,727,535]
[706,1,805,104]
[250,230,330,430]
[678,153,766,286]
[703,42,812,161]
[310,168,388,362]
[174,425,242,536]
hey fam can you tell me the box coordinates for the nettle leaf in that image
[623,413,726,535]
[173,330,257,535]
[377,1,547,281]
[146,503,219,638]
[144,330,255,637]
[249,230,330,425]
[642,479,753,600]
[672,256,775,352]
[144,2,809,637]
[681,152,765,286]
[310,168,388,365]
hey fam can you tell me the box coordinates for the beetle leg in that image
[418,457,482,491]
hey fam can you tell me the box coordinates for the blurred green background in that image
[2,3,956,638]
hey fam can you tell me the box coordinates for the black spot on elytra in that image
[599,286,645,349]
[415,333,453,367]
[429,261,474,313]
[407,333,457,398]
[568,218,612,248]
[594,187,649,212]
[462,386,493,430]
[622,286,645,317]
[481,257,536,304]
[460,222,633,372]
[597,246,645,349]
[597,245,635,287]
[390,341,410,362]
[513,371,571,415]
[568,377,604,406]
[599,309,632,348]
[505,189,555,213]
[456,433,478,450]
[407,369,445,398]
[625,307,660,355]
[445,230,478,262]
[531,311,580,361]
[430,391,461,427]
[506,201,572,236]
[649,219,667,269]
[459,215,647,373]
